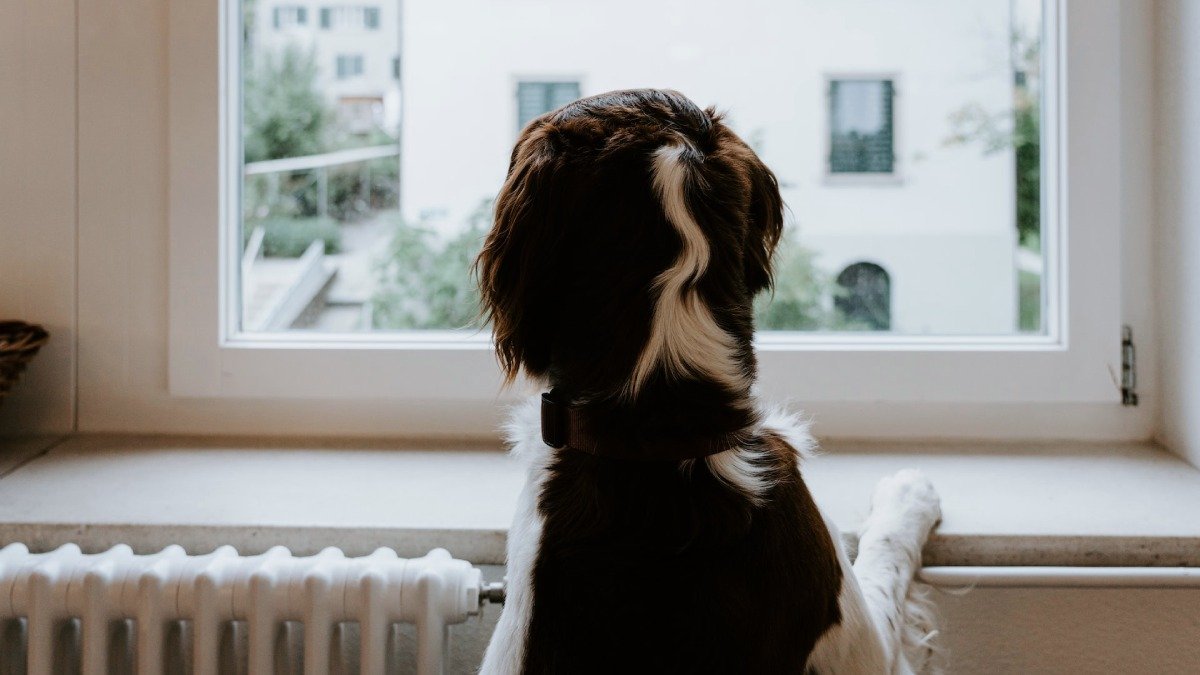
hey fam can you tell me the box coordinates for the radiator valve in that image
[478,580,507,605]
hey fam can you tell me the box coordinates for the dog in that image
[475,89,942,674]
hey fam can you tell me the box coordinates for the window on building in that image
[338,96,386,134]
[273,6,308,29]
[828,79,896,174]
[335,54,365,80]
[365,7,381,29]
[320,6,380,30]
[516,81,582,130]
[835,262,892,330]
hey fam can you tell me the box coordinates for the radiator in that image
[0,543,497,675]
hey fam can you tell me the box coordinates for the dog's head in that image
[476,89,784,399]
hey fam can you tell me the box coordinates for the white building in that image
[254,0,1027,335]
[253,1,402,133]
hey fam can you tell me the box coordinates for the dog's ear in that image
[476,126,563,383]
[742,153,785,295]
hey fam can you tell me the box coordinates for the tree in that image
[243,45,332,163]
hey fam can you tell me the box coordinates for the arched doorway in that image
[835,262,891,330]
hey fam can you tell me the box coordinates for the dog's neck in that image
[544,372,758,458]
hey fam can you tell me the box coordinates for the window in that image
[319,6,380,30]
[272,6,308,29]
[237,1,1044,337]
[168,0,1125,419]
[835,263,891,330]
[337,96,385,134]
[828,79,895,174]
[516,81,582,130]
[335,54,364,79]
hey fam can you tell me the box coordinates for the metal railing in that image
[244,144,400,217]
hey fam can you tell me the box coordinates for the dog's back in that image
[524,433,840,674]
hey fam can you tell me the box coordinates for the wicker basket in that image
[0,321,50,402]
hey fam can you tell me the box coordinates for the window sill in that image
[1,435,1198,567]
[821,172,906,187]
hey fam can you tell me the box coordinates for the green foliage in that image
[1012,100,1040,250]
[369,202,490,330]
[754,231,857,331]
[245,216,343,258]
[243,45,332,164]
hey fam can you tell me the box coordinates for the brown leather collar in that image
[540,391,739,461]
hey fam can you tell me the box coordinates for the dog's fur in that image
[476,89,942,674]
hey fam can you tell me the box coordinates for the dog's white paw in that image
[866,469,942,539]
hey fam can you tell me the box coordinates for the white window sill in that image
[1,435,1198,567]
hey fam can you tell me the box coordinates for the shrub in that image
[370,202,489,330]
[245,217,343,258]
[754,232,849,331]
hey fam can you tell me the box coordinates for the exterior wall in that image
[400,0,1018,333]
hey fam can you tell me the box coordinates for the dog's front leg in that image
[853,469,942,674]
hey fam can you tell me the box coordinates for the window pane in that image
[829,80,895,174]
[516,81,582,130]
[239,0,1045,336]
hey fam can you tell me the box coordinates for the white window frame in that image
[168,0,1122,413]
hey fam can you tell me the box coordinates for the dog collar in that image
[540,391,738,461]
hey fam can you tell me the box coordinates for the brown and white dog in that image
[475,89,942,674]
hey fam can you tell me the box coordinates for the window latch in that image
[1121,325,1138,407]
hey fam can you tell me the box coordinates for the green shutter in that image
[365,7,380,29]
[320,7,331,29]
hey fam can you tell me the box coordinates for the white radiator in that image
[0,543,494,675]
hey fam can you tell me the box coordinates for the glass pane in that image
[829,80,895,174]
[238,0,1045,336]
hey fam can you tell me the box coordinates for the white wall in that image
[1121,0,1160,454]
[449,580,1200,674]
[0,0,77,437]
[1155,0,1200,468]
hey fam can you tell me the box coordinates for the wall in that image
[1155,0,1200,467]
[3,0,1197,671]
[449,580,1200,674]
[0,0,77,438]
